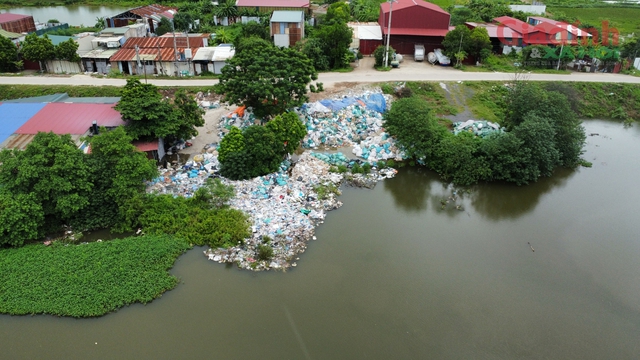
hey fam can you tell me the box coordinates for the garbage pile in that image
[453,120,503,138]
[147,153,219,197]
[219,105,257,130]
[204,152,344,271]
[352,132,406,162]
[298,92,390,149]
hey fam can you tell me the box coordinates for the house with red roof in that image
[106,4,177,34]
[493,16,592,47]
[378,0,451,55]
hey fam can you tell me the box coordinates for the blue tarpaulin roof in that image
[0,103,47,144]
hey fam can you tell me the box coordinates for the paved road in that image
[1,60,638,88]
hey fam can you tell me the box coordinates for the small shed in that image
[0,13,36,34]
[348,22,383,55]
[192,44,235,75]
[0,28,24,44]
[270,10,305,48]
[82,48,119,74]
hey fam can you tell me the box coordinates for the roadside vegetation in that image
[0,84,211,100]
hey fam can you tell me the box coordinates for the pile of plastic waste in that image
[352,132,406,162]
[453,120,503,138]
[297,92,390,149]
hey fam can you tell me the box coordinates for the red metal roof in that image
[110,47,199,61]
[381,27,449,37]
[380,0,448,16]
[465,22,523,39]
[236,0,309,8]
[493,16,536,34]
[129,4,177,18]
[122,37,206,49]
[16,103,125,135]
[0,13,32,23]
[132,139,159,152]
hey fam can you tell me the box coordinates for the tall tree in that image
[0,35,20,72]
[265,112,307,155]
[0,132,92,234]
[78,126,158,230]
[442,25,473,60]
[325,1,351,24]
[173,12,193,32]
[155,17,173,36]
[116,79,204,141]
[315,20,353,69]
[55,38,79,62]
[216,37,318,119]
[469,27,492,61]
[20,33,55,72]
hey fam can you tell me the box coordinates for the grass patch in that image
[374,66,392,71]
[0,85,214,100]
[405,82,461,115]
[0,235,190,318]
[548,7,640,35]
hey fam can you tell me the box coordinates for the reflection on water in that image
[2,6,130,26]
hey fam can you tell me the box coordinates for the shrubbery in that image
[383,81,586,186]
[219,112,306,180]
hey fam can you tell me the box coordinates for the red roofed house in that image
[236,0,311,16]
[0,13,36,33]
[378,0,450,55]
[110,36,208,76]
[493,16,592,47]
[106,4,177,34]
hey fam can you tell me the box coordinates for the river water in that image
[1,6,129,26]
[1,119,639,359]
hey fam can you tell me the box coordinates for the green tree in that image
[79,126,158,230]
[214,0,238,23]
[512,114,560,180]
[300,38,330,71]
[0,35,20,72]
[349,0,380,22]
[480,132,533,185]
[449,7,477,26]
[173,12,193,32]
[192,178,235,209]
[432,131,490,185]
[218,126,245,163]
[20,33,55,72]
[0,192,44,247]
[55,38,79,62]
[0,132,92,234]
[116,79,203,141]
[621,36,640,61]
[171,89,205,141]
[467,0,513,22]
[325,1,351,24]
[442,25,472,59]
[216,37,318,119]
[241,20,269,41]
[94,16,106,30]
[315,20,353,69]
[469,27,492,61]
[265,112,306,155]
[155,17,173,36]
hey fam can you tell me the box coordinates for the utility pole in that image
[384,0,397,68]
[171,21,179,76]
[157,42,164,75]
[557,42,564,71]
[134,45,147,83]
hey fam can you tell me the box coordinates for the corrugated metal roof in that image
[0,28,22,39]
[494,16,535,35]
[193,47,216,61]
[381,27,449,37]
[39,34,74,46]
[465,22,523,39]
[82,48,119,59]
[122,36,206,49]
[111,47,198,62]
[100,27,130,35]
[270,10,304,23]
[380,0,448,16]
[2,93,69,103]
[129,4,177,18]
[213,47,235,61]
[0,13,31,23]
[64,97,120,104]
[237,0,309,8]
[348,23,383,40]
[0,103,46,144]
[16,103,125,135]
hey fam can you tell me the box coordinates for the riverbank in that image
[0,235,189,317]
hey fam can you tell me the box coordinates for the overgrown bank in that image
[0,235,189,317]
[0,84,214,100]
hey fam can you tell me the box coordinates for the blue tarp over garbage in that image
[319,93,386,113]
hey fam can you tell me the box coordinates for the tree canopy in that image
[0,35,20,72]
[55,38,80,62]
[215,38,318,119]
[115,79,204,141]
[442,25,491,61]
[155,17,173,36]
[20,33,55,71]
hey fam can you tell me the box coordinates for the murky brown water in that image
[1,120,639,359]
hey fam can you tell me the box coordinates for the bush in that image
[362,162,372,174]
[373,45,395,67]
[376,161,386,169]
[257,244,274,261]
[386,159,396,167]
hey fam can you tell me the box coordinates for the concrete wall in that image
[634,57,640,70]
[45,60,82,74]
